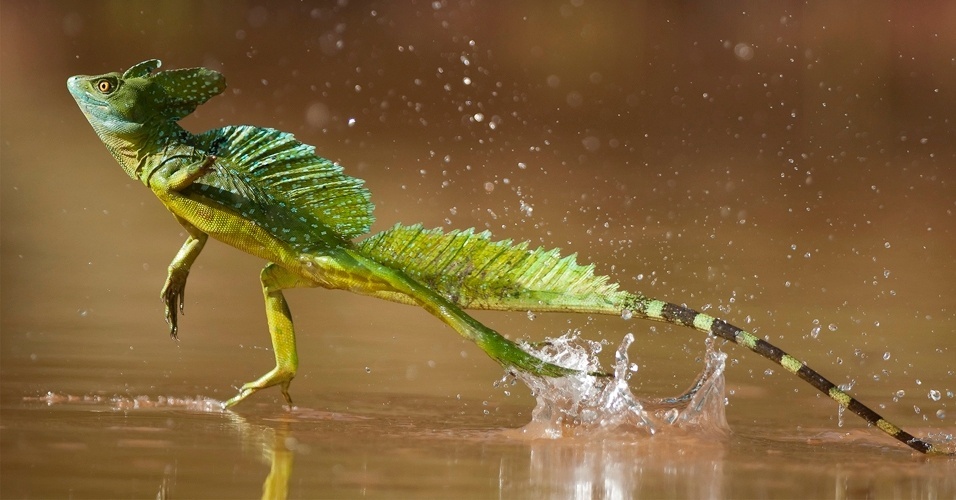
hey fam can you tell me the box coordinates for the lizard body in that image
[68,60,949,455]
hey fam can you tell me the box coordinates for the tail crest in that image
[358,224,630,312]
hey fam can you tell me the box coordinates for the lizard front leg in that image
[161,216,207,338]
[224,262,314,408]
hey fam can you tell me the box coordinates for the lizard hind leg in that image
[223,263,312,409]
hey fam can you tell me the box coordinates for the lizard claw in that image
[161,268,189,339]
[222,367,296,409]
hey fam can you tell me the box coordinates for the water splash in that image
[32,392,224,412]
[515,332,729,439]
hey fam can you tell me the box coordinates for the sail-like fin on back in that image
[194,125,374,239]
[358,223,628,312]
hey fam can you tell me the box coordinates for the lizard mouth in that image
[66,77,108,110]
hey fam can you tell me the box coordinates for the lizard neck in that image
[99,120,193,184]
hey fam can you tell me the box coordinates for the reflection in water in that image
[512,435,727,499]
[227,413,294,500]
[32,392,730,498]
[35,393,294,499]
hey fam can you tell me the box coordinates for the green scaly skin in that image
[68,60,950,455]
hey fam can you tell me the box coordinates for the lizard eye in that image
[97,79,114,93]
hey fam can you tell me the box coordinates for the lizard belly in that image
[165,194,297,268]
[162,193,402,297]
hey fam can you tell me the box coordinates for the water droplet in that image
[883,352,891,361]
[519,200,533,217]
[663,408,679,424]
[733,42,755,61]
[928,389,941,401]
[526,311,536,321]
[764,368,774,376]
[884,241,891,249]
[621,309,633,320]
[364,367,371,374]
[828,323,837,331]
[347,118,356,127]
[937,409,946,419]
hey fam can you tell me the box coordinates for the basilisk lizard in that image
[68,60,949,454]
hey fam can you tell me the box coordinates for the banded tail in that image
[359,224,950,455]
[630,298,947,455]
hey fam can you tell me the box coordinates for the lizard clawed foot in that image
[222,367,296,409]
[161,268,189,339]
[223,385,256,409]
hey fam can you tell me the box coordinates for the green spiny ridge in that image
[357,223,628,311]
[194,125,374,241]
[68,59,951,455]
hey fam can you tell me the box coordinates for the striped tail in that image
[631,297,949,455]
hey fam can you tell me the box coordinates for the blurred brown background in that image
[2,0,954,415]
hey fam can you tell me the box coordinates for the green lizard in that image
[67,59,949,455]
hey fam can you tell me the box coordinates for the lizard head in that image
[68,59,226,141]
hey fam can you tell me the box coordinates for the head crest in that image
[122,59,162,79]
[123,59,227,121]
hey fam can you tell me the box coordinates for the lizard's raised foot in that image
[160,269,189,339]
